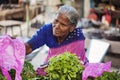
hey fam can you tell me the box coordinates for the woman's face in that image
[52,13,75,38]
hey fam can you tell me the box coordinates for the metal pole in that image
[81,0,84,18]
[26,0,30,37]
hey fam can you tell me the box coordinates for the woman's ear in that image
[70,25,76,32]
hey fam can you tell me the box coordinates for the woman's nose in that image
[55,22,60,28]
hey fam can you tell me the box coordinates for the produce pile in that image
[43,52,84,80]
[0,61,36,80]
[0,52,120,80]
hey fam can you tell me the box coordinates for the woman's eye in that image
[55,19,58,22]
[61,23,66,26]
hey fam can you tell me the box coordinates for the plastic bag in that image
[0,35,25,80]
[82,61,111,80]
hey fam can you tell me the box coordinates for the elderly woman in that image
[25,5,87,64]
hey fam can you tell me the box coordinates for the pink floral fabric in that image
[45,40,85,62]
[0,35,25,80]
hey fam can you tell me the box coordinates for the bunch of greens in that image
[36,52,120,80]
[45,52,84,80]
[20,61,36,80]
[0,61,37,80]
[95,71,120,80]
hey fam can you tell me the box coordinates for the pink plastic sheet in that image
[0,35,25,80]
[82,61,111,80]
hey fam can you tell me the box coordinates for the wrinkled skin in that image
[52,13,75,44]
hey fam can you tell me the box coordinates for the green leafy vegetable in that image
[0,61,37,80]
[21,61,36,80]
[45,52,84,80]
[95,71,120,80]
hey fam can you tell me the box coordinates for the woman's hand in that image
[25,43,33,55]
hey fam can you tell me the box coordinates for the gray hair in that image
[57,5,80,26]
